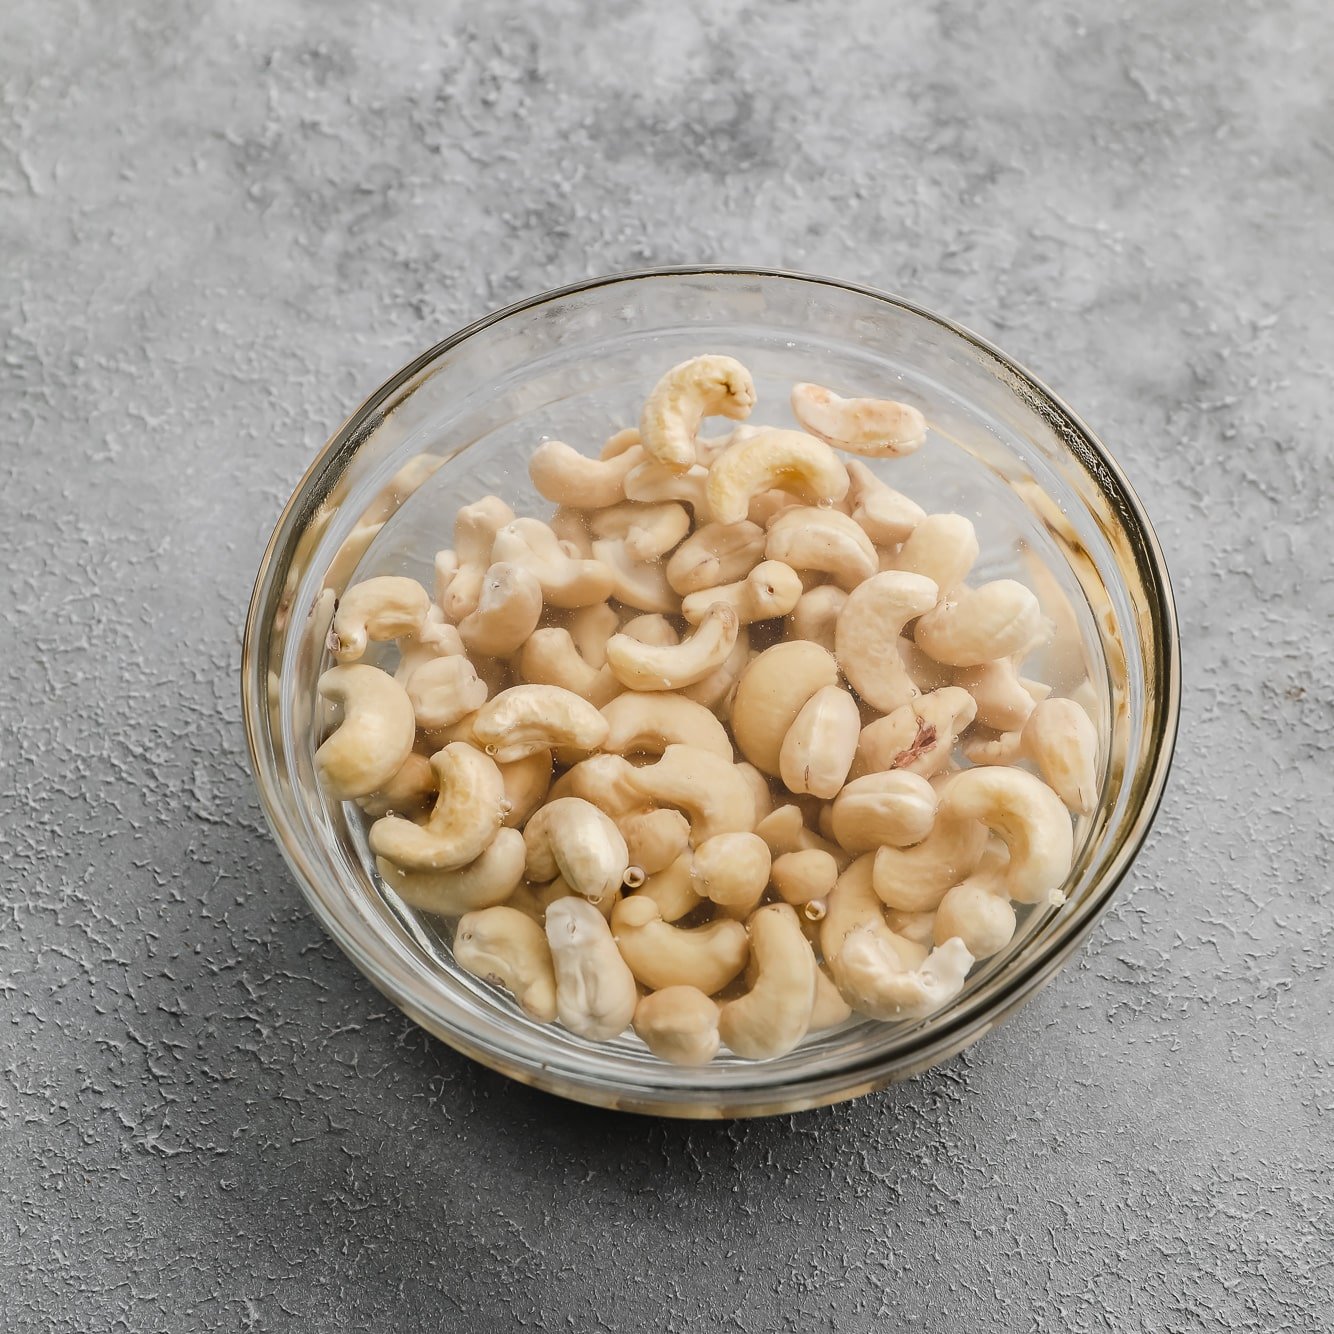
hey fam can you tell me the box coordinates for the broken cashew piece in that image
[835,572,939,713]
[778,684,861,799]
[545,897,638,1041]
[666,520,767,594]
[376,826,525,917]
[600,691,733,760]
[633,987,721,1066]
[629,745,757,843]
[611,896,748,994]
[705,428,849,526]
[639,354,757,472]
[790,382,927,457]
[765,505,878,590]
[830,771,939,853]
[529,439,644,508]
[330,576,430,663]
[730,640,841,775]
[718,904,817,1060]
[315,665,417,800]
[473,685,609,763]
[605,603,739,691]
[690,831,772,914]
[457,562,544,657]
[915,579,1043,666]
[454,905,557,1022]
[405,654,489,731]
[523,797,630,904]
[680,560,803,625]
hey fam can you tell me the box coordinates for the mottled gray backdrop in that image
[3,1,1331,1330]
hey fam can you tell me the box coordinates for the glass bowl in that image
[241,267,1179,1118]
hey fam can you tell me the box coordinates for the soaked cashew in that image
[771,848,839,906]
[822,854,928,973]
[634,852,703,922]
[679,625,750,714]
[624,459,713,516]
[405,655,489,730]
[600,426,642,459]
[545,897,638,1041]
[892,514,979,595]
[498,750,552,829]
[835,928,973,1022]
[706,428,849,526]
[755,803,847,865]
[605,603,739,691]
[955,656,1039,732]
[473,685,609,763]
[518,628,620,707]
[590,537,681,613]
[1022,698,1099,815]
[844,459,925,546]
[440,496,515,622]
[620,612,681,646]
[790,382,926,458]
[718,904,817,1060]
[356,752,436,821]
[680,560,803,625]
[779,685,861,799]
[454,905,557,1021]
[633,987,721,1066]
[630,746,758,843]
[550,506,594,557]
[852,686,979,780]
[785,585,847,654]
[611,896,749,994]
[377,826,525,917]
[871,794,989,911]
[735,761,775,824]
[836,572,939,713]
[830,771,939,853]
[810,967,854,1031]
[523,797,630,905]
[588,501,692,561]
[666,520,766,594]
[618,807,691,875]
[492,517,615,609]
[915,580,1043,666]
[529,439,644,508]
[600,691,733,760]
[457,562,544,657]
[567,601,619,667]
[690,831,772,913]
[934,878,1017,959]
[330,576,430,663]
[731,640,840,775]
[316,665,418,800]
[640,354,757,472]
[765,505,878,590]
[562,753,643,818]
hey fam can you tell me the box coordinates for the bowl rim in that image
[241,265,1181,1116]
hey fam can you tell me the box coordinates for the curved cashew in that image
[785,584,847,654]
[666,520,766,594]
[377,827,525,917]
[456,562,544,657]
[942,766,1073,903]
[618,807,691,875]
[523,797,629,904]
[588,501,692,561]
[884,907,938,949]
[439,496,515,621]
[690,831,772,914]
[529,439,644,508]
[680,560,803,625]
[915,580,1043,667]
[473,685,609,763]
[640,354,757,471]
[852,686,979,779]
[545,897,638,1041]
[562,753,643,817]
[1021,698,1099,815]
[605,603,739,691]
[680,625,750,714]
[568,601,619,667]
[633,987,721,1066]
[835,928,973,1022]
[730,640,840,775]
[830,771,938,853]
[550,505,594,557]
[779,685,861,799]
[718,904,816,1060]
[871,792,989,911]
[629,745,757,842]
[844,459,925,546]
[600,691,733,760]
[601,426,641,459]
[329,576,430,663]
[891,514,979,595]
[790,382,926,458]
[811,967,854,1031]
[899,639,955,694]
[394,606,465,687]
[765,506,878,590]
[454,905,557,1021]
[960,729,1024,767]
[619,612,680,646]
[836,572,939,713]
[955,656,1038,732]
[315,665,417,799]
[771,848,839,906]
[935,878,1017,959]
[492,518,615,609]
[518,627,620,707]
[635,852,703,922]
[405,655,489,730]
[369,743,507,871]
[590,537,680,614]
[624,459,713,516]
[706,428,849,527]
[756,804,848,865]
[356,752,437,820]
[821,854,928,973]
[611,896,749,994]
[735,761,775,824]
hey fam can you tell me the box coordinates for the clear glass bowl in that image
[241,268,1179,1118]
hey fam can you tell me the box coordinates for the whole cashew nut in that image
[330,576,430,663]
[605,603,739,691]
[835,572,939,713]
[545,897,638,1041]
[590,537,681,614]
[523,797,630,904]
[377,826,526,917]
[315,665,417,800]
[529,439,645,508]
[835,927,973,1022]
[844,459,925,546]
[666,520,767,595]
[705,428,850,526]
[830,771,939,853]
[567,601,619,667]
[915,580,1043,667]
[618,807,691,875]
[955,656,1039,732]
[852,686,979,779]
[634,852,703,922]
[730,640,841,775]
[457,562,544,657]
[871,791,989,911]
[934,878,1017,959]
[891,514,979,595]
[785,585,848,654]
[680,560,803,625]
[790,382,927,458]
[1021,697,1099,815]
[756,804,848,865]
[690,831,772,914]
[633,987,721,1066]
[680,625,750,714]
[640,354,757,472]
[519,627,620,708]
[600,691,733,760]
[492,518,615,609]
[440,496,515,622]
[498,750,552,829]
[473,685,610,763]
[405,655,489,730]
[764,506,878,590]
[778,684,861,799]
[588,501,692,561]
[771,848,840,906]
[611,896,749,994]
[629,745,758,842]
[356,751,437,820]
[821,854,928,974]
[454,905,557,1021]
[718,904,817,1060]
[619,612,680,646]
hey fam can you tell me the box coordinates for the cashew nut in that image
[624,459,713,516]
[329,576,430,663]
[377,826,525,917]
[605,603,739,691]
[567,601,619,667]
[778,684,861,799]
[960,729,1024,768]
[765,506,878,590]
[492,518,615,609]
[934,878,1016,959]
[844,459,924,546]
[457,561,544,657]
[829,771,938,853]
[915,580,1043,667]
[690,831,772,913]
[356,751,437,820]
[891,514,979,595]
[666,520,766,594]
[589,537,680,614]
[561,753,643,817]
[790,382,926,458]
[639,354,757,471]
[680,560,803,625]
[630,745,757,842]
[498,750,552,829]
[618,807,691,875]
[518,627,620,707]
[620,612,680,645]
[454,905,557,1022]
[405,655,489,730]
[634,852,703,922]
[835,927,973,1022]
[730,640,840,775]
[771,848,839,906]
[705,428,849,526]
[785,585,847,654]
[600,691,733,760]
[835,572,939,713]
[633,987,721,1066]
[440,496,515,621]
[871,793,989,911]
[810,967,854,1031]
[821,854,928,974]
[852,686,979,779]
[545,897,638,1041]
[735,762,775,824]
[611,895,749,994]
[884,907,938,949]
[718,904,816,1060]
[523,797,629,904]
[1021,698,1099,815]
[529,439,645,508]
[315,665,417,800]
[473,685,609,763]
[550,505,594,556]
[955,656,1038,732]
[679,625,750,714]
[756,804,848,865]
[588,501,692,561]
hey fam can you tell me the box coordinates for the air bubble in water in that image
[803,899,827,921]
[499,798,514,814]
[623,865,647,889]
[484,743,498,756]
[817,496,834,509]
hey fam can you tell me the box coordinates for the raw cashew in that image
[871,794,989,911]
[550,506,594,556]
[779,685,861,799]
[329,576,430,663]
[755,804,847,865]
[935,878,1017,959]
[394,607,465,687]
[440,496,515,621]
[562,753,643,818]
[405,655,489,730]
[666,520,766,594]
[771,849,839,906]
[618,807,691,875]
[568,601,619,667]
[705,428,850,526]
[955,656,1038,732]
[377,826,525,917]
[518,628,620,707]
[640,354,757,471]
[690,831,772,913]
[765,506,878,590]
[624,459,713,516]
[498,750,552,828]
[884,908,938,949]
[587,501,692,563]
[785,585,847,654]
[1022,698,1099,815]
[605,603,739,691]
[523,797,629,904]
[633,987,721,1066]
[473,685,609,763]
[899,639,955,693]
[681,560,803,625]
[369,743,507,871]
[790,382,926,457]
[821,854,928,975]
[679,625,749,714]
[915,580,1043,667]
[620,612,680,646]
[835,572,939,713]
[545,897,638,1041]
[528,439,644,508]
[611,896,749,994]
[891,514,979,595]
[844,459,925,546]
[457,561,544,657]
[454,905,557,1021]
[852,686,979,779]
[356,752,437,820]
[942,766,1074,903]
[590,537,680,613]
[635,852,702,922]
[731,640,840,775]
[835,928,973,1022]
[960,729,1024,767]
[315,665,417,800]
[718,904,816,1060]
[630,746,757,842]
[735,762,775,824]
[492,518,615,609]
[830,771,939,853]
[600,691,733,760]
[810,967,854,1031]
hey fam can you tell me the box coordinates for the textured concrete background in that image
[3,1,1331,1330]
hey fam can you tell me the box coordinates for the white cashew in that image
[884,908,938,949]
[562,753,643,818]
[454,905,557,1021]
[394,606,465,687]
[315,665,417,800]
[439,496,515,621]
[473,685,609,763]
[605,603,739,691]
[369,743,507,871]
[457,561,544,657]
[871,791,989,911]
[640,354,757,471]
[1021,698,1099,815]
[523,797,629,904]
[735,761,775,824]
[755,803,847,864]
[730,640,840,775]
[718,904,816,1060]
[934,878,1016,959]
[405,655,489,730]
[891,514,979,595]
[679,625,750,714]
[619,612,680,646]
[915,580,1043,667]
[852,686,979,779]
[567,601,619,667]
[492,518,615,609]
[778,685,861,799]
[590,537,680,614]
[899,639,955,693]
[955,656,1038,732]
[666,520,766,594]
[635,852,703,922]
[545,897,638,1041]
[690,831,772,914]
[588,501,692,561]
[611,896,749,994]
[518,628,620,707]
[633,987,721,1066]
[624,459,713,517]
[810,967,854,1031]
[960,729,1024,767]
[835,572,939,713]
[771,848,839,906]
[376,826,525,917]
[680,560,803,625]
[629,745,758,842]
[329,576,430,663]
[498,750,552,829]
[765,505,878,590]
[835,928,973,1023]
[830,771,938,853]
[790,382,926,457]
[356,752,437,820]
[618,807,691,875]
[600,691,733,760]
[785,585,847,654]
[706,428,849,527]
[528,439,645,508]
[550,505,594,557]
[821,854,928,973]
[844,459,925,546]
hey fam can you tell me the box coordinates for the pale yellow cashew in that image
[518,628,620,708]
[491,517,615,609]
[884,907,938,949]
[619,612,680,646]
[679,625,750,714]
[356,752,437,820]
[473,685,609,763]
[835,928,973,1022]
[600,691,733,761]
[730,640,840,776]
[666,520,767,594]
[790,382,927,457]
[528,439,645,508]
[329,576,430,663]
[454,905,557,1021]
[600,426,642,459]
[851,686,979,780]
[810,967,854,1031]
[735,762,775,824]
[785,585,847,654]
[561,753,643,818]
[690,831,772,914]
[618,807,691,875]
[639,354,757,472]
[955,656,1039,732]
[439,496,515,622]
[871,788,989,911]
[755,803,847,865]
[369,743,507,871]
[611,896,749,994]
[705,428,850,527]
[498,750,552,829]
[550,506,594,557]
[376,826,525,917]
[522,797,629,904]
[718,904,817,1060]
[567,601,619,667]
[404,654,489,730]
[844,459,925,546]
[764,505,878,590]
[779,685,861,799]
[891,514,979,595]
[821,854,928,973]
[899,639,955,694]
[771,848,839,906]
[605,603,739,691]
[680,560,803,625]
[588,501,692,561]
[942,766,1074,903]
[1021,697,1099,815]
[623,459,713,517]
[629,745,758,843]
[915,580,1043,667]
[323,520,382,595]
[394,606,465,687]
[830,771,939,853]
[960,729,1024,767]
[545,897,638,1041]
[315,665,417,800]
[633,987,721,1066]
[634,852,702,922]
[457,561,544,657]
[835,572,939,713]
[590,537,680,614]
[934,878,1017,959]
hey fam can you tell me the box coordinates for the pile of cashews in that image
[314,355,1100,1067]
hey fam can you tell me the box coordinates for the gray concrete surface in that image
[3,1,1332,1330]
